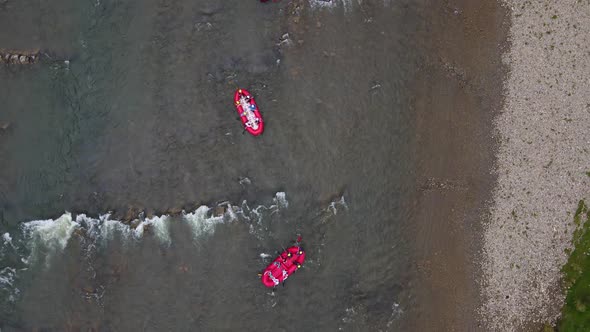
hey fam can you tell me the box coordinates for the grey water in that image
[1,0,430,330]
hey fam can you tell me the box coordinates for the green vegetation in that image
[542,322,555,332]
[559,200,590,331]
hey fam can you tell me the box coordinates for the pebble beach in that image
[481,1,590,330]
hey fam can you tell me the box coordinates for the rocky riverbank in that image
[481,1,590,330]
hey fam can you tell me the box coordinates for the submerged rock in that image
[167,207,182,215]
[214,205,226,217]
[0,50,40,65]
[123,206,141,222]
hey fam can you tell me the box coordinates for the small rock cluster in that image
[0,50,38,64]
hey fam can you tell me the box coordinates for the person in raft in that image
[279,248,302,286]
[239,95,259,128]
[244,119,260,128]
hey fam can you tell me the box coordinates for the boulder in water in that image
[0,50,40,64]
[168,207,182,215]
[123,206,141,222]
[214,205,226,217]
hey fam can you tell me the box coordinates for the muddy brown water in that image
[0,0,506,330]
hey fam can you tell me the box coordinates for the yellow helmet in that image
[297,264,301,268]
[287,253,291,257]
[299,251,303,255]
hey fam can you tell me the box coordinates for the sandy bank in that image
[481,1,590,330]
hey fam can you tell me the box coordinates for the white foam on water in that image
[309,0,354,13]
[0,267,19,303]
[143,215,171,245]
[309,0,397,14]
[77,214,115,242]
[4,192,289,272]
[309,0,337,10]
[0,267,16,287]
[0,194,285,304]
[1,232,18,263]
[130,220,147,238]
[386,301,404,328]
[2,233,12,244]
[184,206,228,239]
[328,195,348,215]
[21,213,78,265]
[100,218,135,242]
[247,193,290,240]
[316,195,348,227]
[1,232,16,256]
[273,192,289,209]
[226,204,239,221]
[340,306,358,324]
[76,213,171,246]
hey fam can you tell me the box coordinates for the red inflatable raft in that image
[234,88,264,136]
[260,237,305,288]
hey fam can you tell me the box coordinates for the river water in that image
[0,0,504,330]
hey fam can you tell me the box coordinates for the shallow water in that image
[1,0,439,330]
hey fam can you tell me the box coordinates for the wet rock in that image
[129,219,140,228]
[82,286,95,294]
[277,33,292,48]
[141,223,152,234]
[73,228,86,238]
[0,50,40,65]
[238,177,251,186]
[214,205,226,217]
[168,207,182,215]
[123,206,141,221]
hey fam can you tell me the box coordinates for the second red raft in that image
[261,240,305,288]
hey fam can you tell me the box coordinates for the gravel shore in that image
[481,1,590,330]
